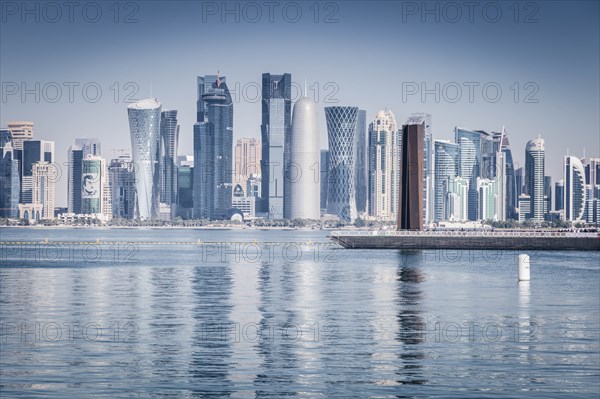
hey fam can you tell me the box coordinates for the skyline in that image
[2,1,599,207]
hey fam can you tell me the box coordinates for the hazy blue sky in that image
[2,0,599,206]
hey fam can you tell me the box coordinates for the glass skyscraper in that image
[455,127,490,221]
[159,110,180,214]
[355,109,368,215]
[325,106,359,222]
[68,138,101,214]
[194,75,233,220]
[564,155,586,221]
[410,113,433,225]
[128,98,162,220]
[433,139,459,221]
[525,136,545,222]
[260,73,291,219]
[109,155,136,219]
[0,129,20,218]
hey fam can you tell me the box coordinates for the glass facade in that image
[433,140,459,221]
[0,129,20,218]
[564,156,586,221]
[355,109,368,214]
[525,137,545,222]
[160,110,180,209]
[128,98,162,220]
[109,156,136,219]
[260,73,291,219]
[325,106,359,222]
[194,75,233,220]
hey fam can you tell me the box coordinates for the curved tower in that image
[564,155,586,221]
[288,96,320,220]
[325,106,358,222]
[128,98,161,220]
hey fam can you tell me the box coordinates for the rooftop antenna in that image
[216,70,221,88]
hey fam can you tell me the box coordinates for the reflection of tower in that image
[325,106,359,222]
[190,262,234,394]
[395,251,427,385]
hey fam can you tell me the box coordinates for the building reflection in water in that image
[189,261,234,396]
[395,250,427,386]
[254,259,299,397]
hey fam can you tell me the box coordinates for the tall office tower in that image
[355,109,368,215]
[67,138,101,214]
[555,180,564,211]
[477,177,501,220]
[325,106,359,222]
[368,110,400,220]
[194,75,233,220]
[21,139,54,204]
[320,149,330,211]
[525,135,545,222]
[128,98,162,220]
[433,140,459,221]
[544,176,552,213]
[177,165,194,219]
[159,110,180,213]
[234,138,261,187]
[260,73,291,219]
[585,158,600,198]
[515,166,525,198]
[7,121,33,150]
[518,194,531,223]
[109,155,136,219]
[493,128,507,222]
[288,96,320,220]
[563,155,586,221]
[81,155,110,219]
[0,129,20,218]
[447,176,469,221]
[500,133,517,219]
[455,127,490,220]
[398,118,425,230]
[32,162,55,219]
[411,113,434,225]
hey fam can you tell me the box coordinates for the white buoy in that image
[518,254,530,281]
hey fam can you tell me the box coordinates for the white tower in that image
[288,96,320,220]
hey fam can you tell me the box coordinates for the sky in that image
[1,0,599,207]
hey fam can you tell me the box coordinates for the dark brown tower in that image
[398,120,424,230]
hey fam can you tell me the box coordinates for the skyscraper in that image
[128,98,161,220]
[411,113,434,225]
[288,96,320,220]
[398,118,425,230]
[81,155,111,220]
[32,162,55,219]
[68,138,101,214]
[177,165,194,219]
[234,138,261,188]
[320,149,329,212]
[433,140,459,221]
[555,180,564,211]
[544,175,552,213]
[368,110,399,220]
[564,155,586,221]
[21,139,54,204]
[455,127,490,220]
[159,110,180,214]
[525,136,545,222]
[355,109,368,215]
[194,75,233,220]
[447,176,469,221]
[260,73,291,219]
[0,129,20,218]
[325,106,359,222]
[109,155,136,219]
[6,121,33,150]
[500,133,517,219]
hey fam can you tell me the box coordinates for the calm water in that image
[1,227,599,398]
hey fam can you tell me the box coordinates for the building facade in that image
[564,155,586,222]
[260,73,291,219]
[398,118,425,230]
[433,140,459,221]
[159,110,180,215]
[128,98,162,220]
[325,106,359,222]
[194,75,233,220]
[525,136,545,222]
[288,96,320,220]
